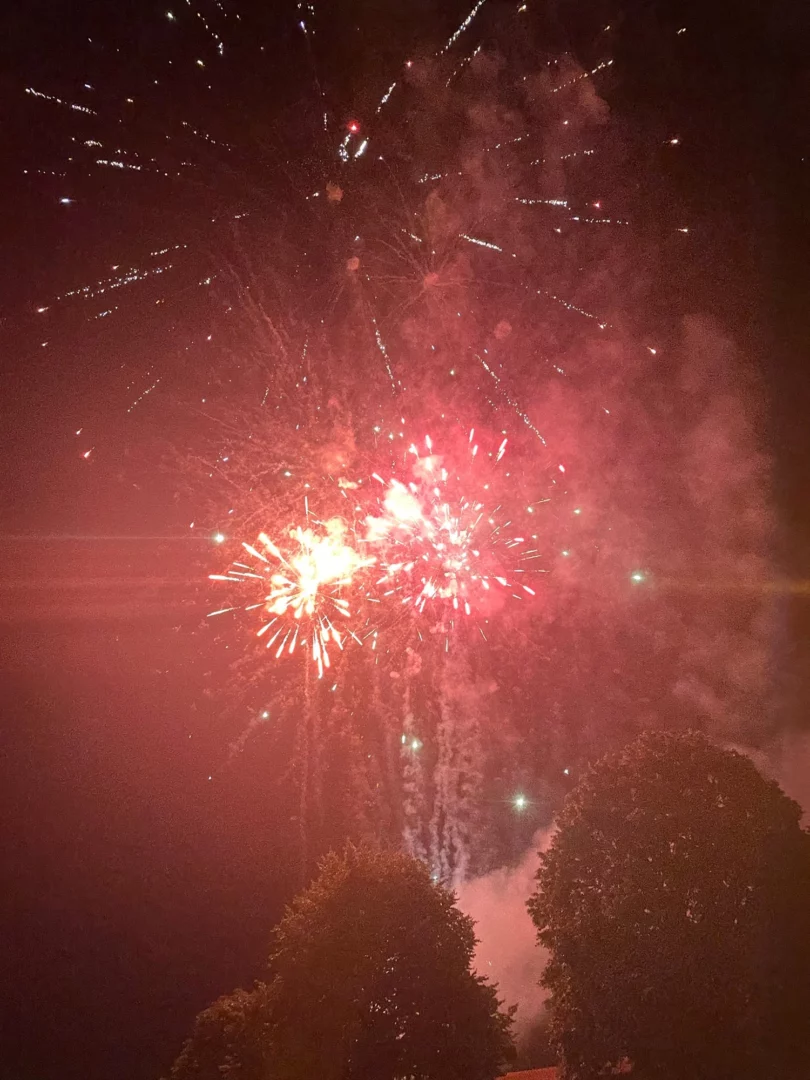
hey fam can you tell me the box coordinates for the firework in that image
[368,432,538,621]
[210,518,374,678]
[14,0,762,892]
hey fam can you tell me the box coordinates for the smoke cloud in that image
[458,830,553,1034]
[733,733,810,824]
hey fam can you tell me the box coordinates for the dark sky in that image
[1,3,809,1079]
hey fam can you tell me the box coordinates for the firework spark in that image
[210,518,374,678]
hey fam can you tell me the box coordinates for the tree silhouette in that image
[528,730,810,1080]
[167,844,514,1080]
[168,985,275,1080]
[268,844,514,1080]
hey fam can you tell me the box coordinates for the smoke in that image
[732,732,810,824]
[770,733,810,822]
[666,316,774,739]
[458,830,553,1034]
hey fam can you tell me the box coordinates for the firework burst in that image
[210,518,374,678]
[368,431,540,624]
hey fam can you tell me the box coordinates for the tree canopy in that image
[167,984,275,1080]
[168,844,514,1080]
[528,730,810,1080]
[267,843,514,1080]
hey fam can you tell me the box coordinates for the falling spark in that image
[442,0,488,54]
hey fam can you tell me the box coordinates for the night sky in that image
[1,3,809,1079]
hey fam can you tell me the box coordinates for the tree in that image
[267,843,515,1080]
[527,730,810,1080]
[166,844,514,1080]
[167,984,275,1080]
